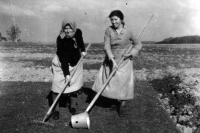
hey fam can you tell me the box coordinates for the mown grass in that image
[0,81,179,133]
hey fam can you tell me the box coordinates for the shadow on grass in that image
[82,86,119,109]
[0,81,180,133]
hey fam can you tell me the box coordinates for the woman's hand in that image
[131,49,139,57]
[111,57,118,69]
[81,52,87,57]
[65,75,70,83]
[123,49,139,60]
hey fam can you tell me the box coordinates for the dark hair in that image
[109,10,125,25]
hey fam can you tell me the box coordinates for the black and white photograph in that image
[0,0,200,132]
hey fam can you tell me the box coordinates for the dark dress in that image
[51,28,86,94]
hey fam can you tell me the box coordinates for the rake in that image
[32,43,92,127]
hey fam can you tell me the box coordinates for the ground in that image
[1,42,199,133]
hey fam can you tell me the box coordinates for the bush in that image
[149,73,200,132]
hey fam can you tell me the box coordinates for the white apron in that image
[51,55,83,94]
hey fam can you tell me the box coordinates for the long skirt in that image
[51,55,83,94]
[92,48,135,100]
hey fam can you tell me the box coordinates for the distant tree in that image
[0,32,7,41]
[6,25,21,43]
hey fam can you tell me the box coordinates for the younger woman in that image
[92,10,142,117]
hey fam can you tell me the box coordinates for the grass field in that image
[1,42,200,133]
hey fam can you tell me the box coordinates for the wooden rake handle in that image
[85,14,154,113]
[46,43,92,116]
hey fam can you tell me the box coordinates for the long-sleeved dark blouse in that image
[56,29,85,77]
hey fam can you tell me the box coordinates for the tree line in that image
[1,25,200,44]
[156,35,200,44]
[0,25,21,43]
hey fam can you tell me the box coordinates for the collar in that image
[111,24,127,34]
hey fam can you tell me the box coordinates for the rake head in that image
[32,119,55,127]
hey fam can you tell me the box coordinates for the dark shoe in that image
[69,108,76,115]
[117,106,126,117]
[117,101,126,117]
[52,111,59,120]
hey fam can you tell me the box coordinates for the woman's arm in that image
[104,28,114,60]
[104,27,118,68]
[130,30,142,56]
[76,29,86,52]
[56,36,70,77]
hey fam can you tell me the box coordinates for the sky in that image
[0,0,200,43]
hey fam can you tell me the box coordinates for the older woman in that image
[92,10,142,117]
[50,19,86,120]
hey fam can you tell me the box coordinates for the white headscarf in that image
[61,19,77,38]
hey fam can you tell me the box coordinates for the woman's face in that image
[110,16,122,29]
[64,25,74,37]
